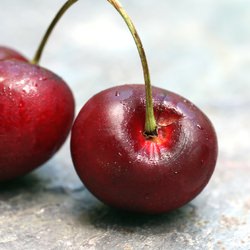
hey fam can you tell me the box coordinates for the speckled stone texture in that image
[0,0,249,249]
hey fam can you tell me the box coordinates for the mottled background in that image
[0,0,249,249]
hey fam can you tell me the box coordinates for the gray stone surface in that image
[0,0,250,249]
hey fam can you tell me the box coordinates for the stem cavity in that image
[107,0,157,137]
[31,0,78,65]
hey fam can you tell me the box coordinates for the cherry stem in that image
[31,0,78,65]
[107,0,157,137]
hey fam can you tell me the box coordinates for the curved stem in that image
[107,0,157,137]
[31,0,78,65]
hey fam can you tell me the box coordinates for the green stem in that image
[107,0,157,137]
[31,0,78,65]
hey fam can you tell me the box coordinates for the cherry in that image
[0,61,74,181]
[71,0,218,214]
[0,0,78,181]
[71,85,217,214]
[0,46,27,62]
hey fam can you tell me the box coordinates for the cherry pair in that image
[0,0,218,214]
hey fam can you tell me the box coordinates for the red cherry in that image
[71,84,217,214]
[70,0,218,213]
[0,60,74,181]
[0,46,27,62]
[0,0,78,181]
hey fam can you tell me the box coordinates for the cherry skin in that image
[0,60,74,181]
[71,84,218,214]
[0,46,27,62]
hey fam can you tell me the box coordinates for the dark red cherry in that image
[0,60,74,181]
[71,84,218,214]
[0,0,79,181]
[0,46,27,62]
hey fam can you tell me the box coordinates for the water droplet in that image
[196,124,203,130]
[39,77,47,81]
[115,91,120,97]
[3,86,7,93]
[174,171,178,174]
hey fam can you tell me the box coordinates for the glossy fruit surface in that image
[0,46,27,62]
[71,84,218,214]
[0,60,74,181]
